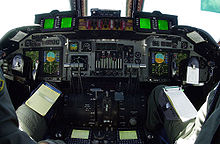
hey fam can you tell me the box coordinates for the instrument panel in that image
[18,31,208,83]
[2,10,201,83]
[1,9,218,144]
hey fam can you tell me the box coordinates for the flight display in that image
[24,51,39,70]
[150,51,169,78]
[69,42,79,51]
[43,50,60,75]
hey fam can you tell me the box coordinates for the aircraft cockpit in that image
[0,0,220,144]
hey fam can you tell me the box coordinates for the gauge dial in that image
[12,55,24,73]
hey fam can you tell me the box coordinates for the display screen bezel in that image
[149,49,170,79]
[42,48,62,77]
[149,49,190,81]
[23,47,63,78]
[24,49,40,71]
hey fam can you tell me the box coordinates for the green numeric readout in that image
[61,17,72,28]
[44,18,54,29]
[140,18,151,29]
[158,20,169,30]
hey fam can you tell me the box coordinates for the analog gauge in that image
[12,54,24,73]
[82,42,92,52]
[69,42,78,52]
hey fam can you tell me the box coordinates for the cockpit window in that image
[143,0,220,42]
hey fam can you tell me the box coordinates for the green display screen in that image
[61,17,72,28]
[44,18,54,29]
[140,18,151,29]
[158,20,169,30]
[71,129,90,139]
[119,131,138,140]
